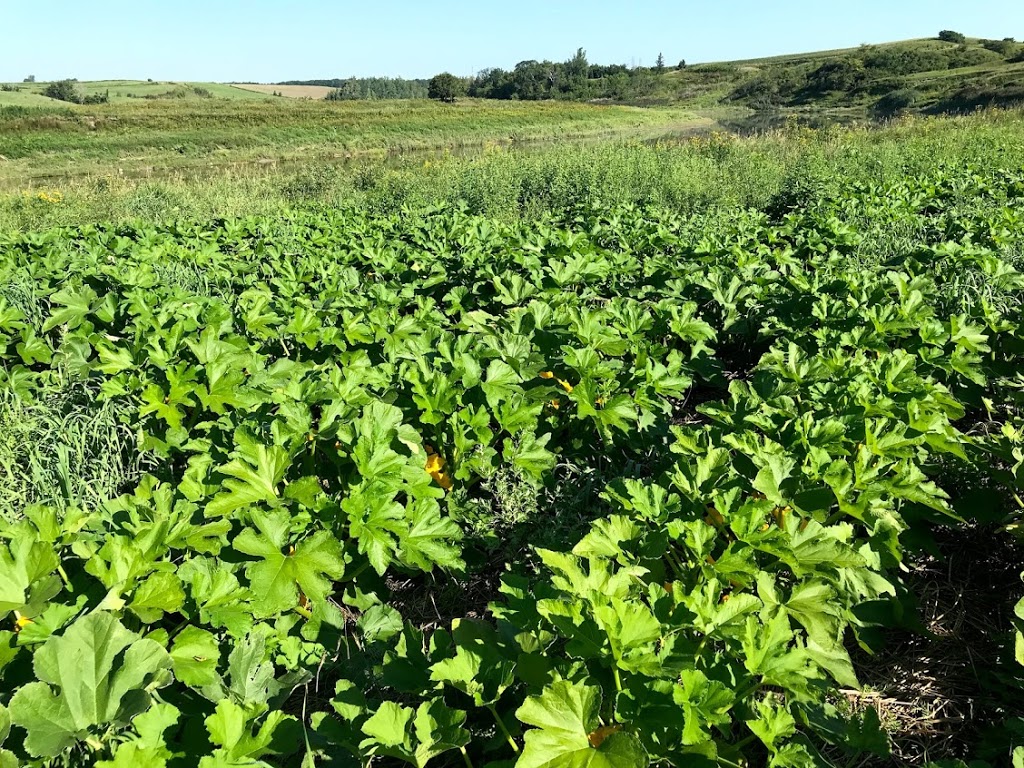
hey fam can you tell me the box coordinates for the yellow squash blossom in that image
[14,611,33,631]
[539,371,573,393]
[425,449,453,491]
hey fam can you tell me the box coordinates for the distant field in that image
[234,83,336,99]
[0,97,702,184]
[0,80,271,105]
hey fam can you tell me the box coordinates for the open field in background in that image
[0,79,271,104]
[1,107,1021,231]
[1,107,1024,767]
[0,98,705,186]
[233,83,337,99]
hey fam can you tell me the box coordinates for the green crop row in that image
[0,161,1023,767]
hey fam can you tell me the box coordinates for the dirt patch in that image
[842,525,1024,765]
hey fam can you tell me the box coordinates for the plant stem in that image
[612,665,623,693]
[487,704,519,754]
[733,733,757,751]
[460,746,474,768]
[57,563,73,591]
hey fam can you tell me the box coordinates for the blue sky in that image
[3,0,1022,82]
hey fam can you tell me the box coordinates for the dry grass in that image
[841,526,1024,766]
[233,84,336,99]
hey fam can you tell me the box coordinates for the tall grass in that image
[2,108,1022,232]
[0,97,698,176]
[0,384,142,518]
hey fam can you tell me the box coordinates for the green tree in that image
[42,79,82,103]
[676,59,687,70]
[427,72,465,102]
[23,75,35,83]
[562,47,589,96]
[938,30,967,43]
[655,53,666,73]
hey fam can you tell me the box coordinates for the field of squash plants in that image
[1,162,1024,768]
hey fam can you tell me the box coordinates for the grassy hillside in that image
[662,34,1024,114]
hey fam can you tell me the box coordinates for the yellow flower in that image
[425,450,453,490]
[14,611,33,631]
[539,370,572,394]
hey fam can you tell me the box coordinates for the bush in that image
[982,38,1018,56]
[807,58,865,93]
[281,165,341,202]
[938,30,967,44]
[43,79,82,103]
[947,46,1000,68]
[873,87,921,116]
[0,84,19,93]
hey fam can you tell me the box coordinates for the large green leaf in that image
[9,612,172,757]
[206,430,291,518]
[359,699,470,768]
[233,509,345,616]
[516,681,649,768]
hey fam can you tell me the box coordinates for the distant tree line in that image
[465,49,674,102]
[280,77,429,100]
[283,49,679,104]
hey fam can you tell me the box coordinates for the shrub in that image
[43,79,82,103]
[807,58,865,93]
[982,38,1018,56]
[281,165,341,202]
[874,87,921,116]
[938,30,967,44]
[947,46,1000,68]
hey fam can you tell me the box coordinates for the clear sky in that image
[3,0,1022,83]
